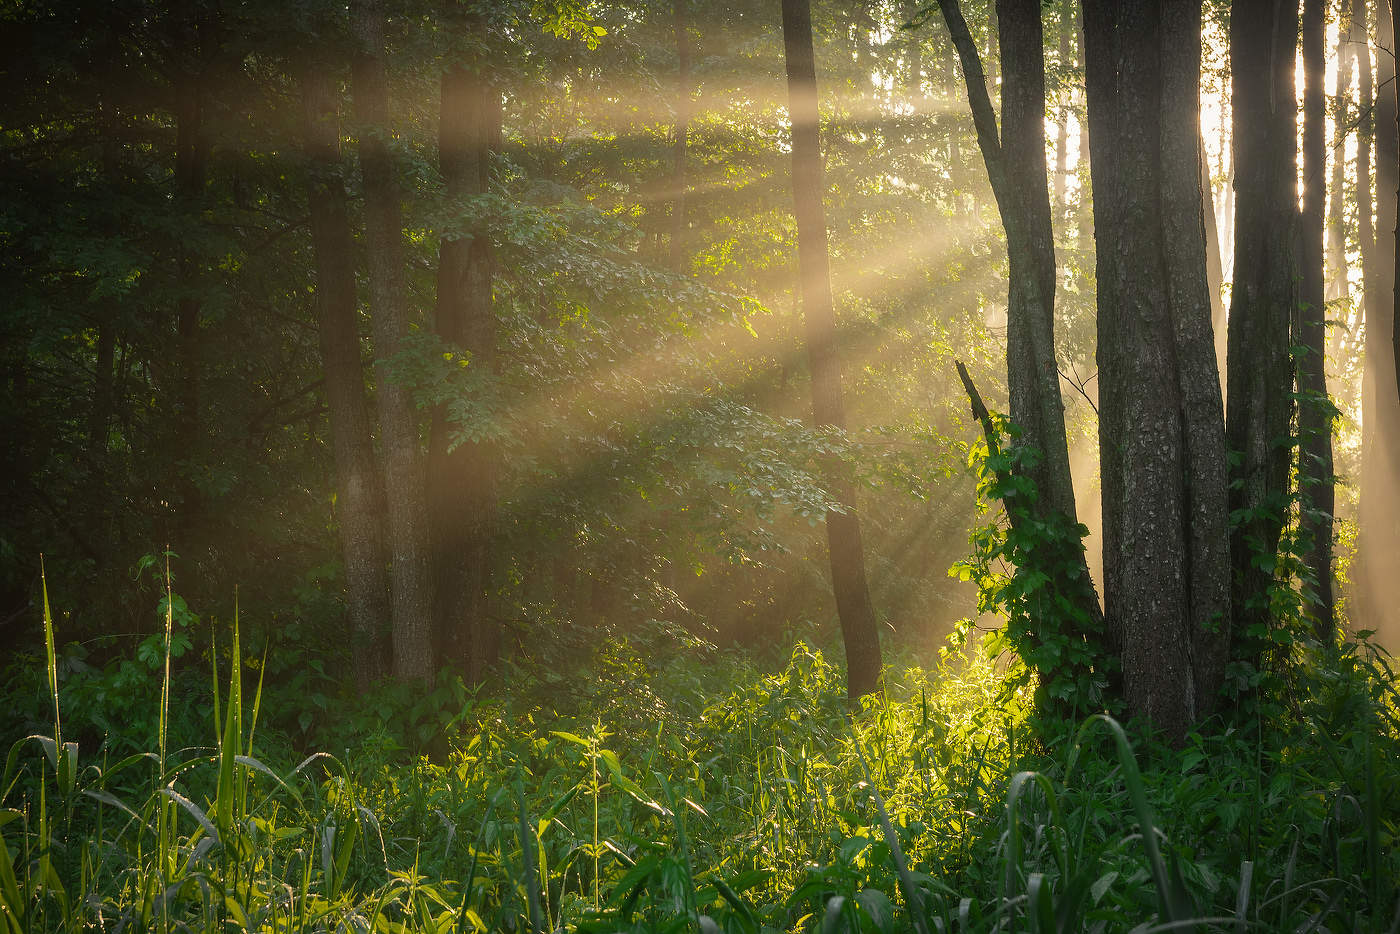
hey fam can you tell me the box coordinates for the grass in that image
[2,578,1398,932]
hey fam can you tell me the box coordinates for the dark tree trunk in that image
[352,0,436,683]
[1299,0,1336,639]
[936,0,1104,695]
[1083,0,1231,739]
[1226,0,1299,652]
[669,0,690,272]
[300,66,391,686]
[780,0,883,699]
[430,51,502,682]
[1202,137,1227,381]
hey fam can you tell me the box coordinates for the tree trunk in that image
[780,0,883,699]
[1052,0,1072,225]
[352,0,436,683]
[669,0,689,272]
[1083,0,1231,739]
[1299,0,1336,639]
[1226,0,1299,653]
[431,50,502,682]
[936,0,1104,697]
[1202,137,1227,381]
[173,66,208,544]
[300,66,391,687]
[1328,0,1357,303]
[1359,0,1400,646]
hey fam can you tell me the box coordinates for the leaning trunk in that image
[780,0,883,699]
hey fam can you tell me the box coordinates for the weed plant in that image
[2,574,1398,931]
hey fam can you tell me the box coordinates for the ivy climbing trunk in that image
[352,0,436,683]
[780,0,883,699]
[300,65,391,687]
[1299,0,1336,638]
[430,38,502,682]
[1226,0,1299,653]
[936,0,1104,704]
[1083,0,1232,739]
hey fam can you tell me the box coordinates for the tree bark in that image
[936,0,1104,690]
[431,46,502,682]
[669,0,690,272]
[300,65,391,686]
[352,0,437,683]
[780,0,883,699]
[1226,0,1299,652]
[1083,0,1232,739]
[1299,0,1336,639]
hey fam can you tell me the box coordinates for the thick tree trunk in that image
[1299,0,1336,639]
[352,0,436,683]
[936,0,1104,696]
[431,53,502,682]
[1083,0,1231,739]
[780,0,883,699]
[300,66,391,686]
[1226,0,1299,653]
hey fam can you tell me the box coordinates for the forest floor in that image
[2,608,1398,933]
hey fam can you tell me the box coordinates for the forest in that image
[2,0,1399,929]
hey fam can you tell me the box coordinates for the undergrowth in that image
[2,571,1398,932]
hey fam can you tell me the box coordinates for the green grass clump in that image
[2,578,1398,932]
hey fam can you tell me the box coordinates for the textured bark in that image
[669,0,690,272]
[1083,0,1231,739]
[1299,0,1336,638]
[780,0,883,699]
[430,49,502,682]
[1226,0,1299,649]
[936,0,1103,667]
[300,66,391,687]
[352,0,436,683]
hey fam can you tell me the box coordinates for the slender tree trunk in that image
[1328,0,1357,303]
[300,66,391,686]
[1083,0,1231,739]
[936,0,1104,700]
[669,0,689,272]
[352,0,435,682]
[173,65,208,543]
[1360,0,1400,645]
[1202,138,1227,381]
[780,0,883,699]
[1226,0,1299,651]
[1299,0,1336,638]
[431,49,502,681]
